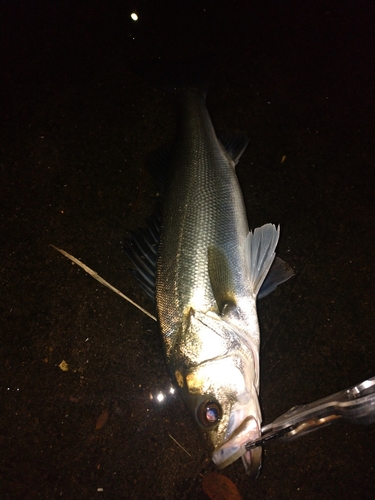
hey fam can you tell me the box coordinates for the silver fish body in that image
[154,88,280,474]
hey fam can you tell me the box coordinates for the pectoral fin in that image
[207,246,237,315]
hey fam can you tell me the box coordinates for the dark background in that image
[1,0,374,498]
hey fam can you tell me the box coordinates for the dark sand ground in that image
[1,1,374,498]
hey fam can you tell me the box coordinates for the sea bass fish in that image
[126,60,293,476]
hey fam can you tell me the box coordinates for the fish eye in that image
[197,400,222,427]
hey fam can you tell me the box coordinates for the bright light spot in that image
[130,12,138,21]
[151,385,176,402]
[156,392,165,402]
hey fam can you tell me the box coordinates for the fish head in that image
[172,309,262,476]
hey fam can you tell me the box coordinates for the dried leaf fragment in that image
[202,472,243,500]
[95,409,109,430]
[58,360,69,371]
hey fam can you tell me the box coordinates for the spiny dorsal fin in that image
[123,214,161,302]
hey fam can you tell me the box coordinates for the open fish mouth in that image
[212,415,262,477]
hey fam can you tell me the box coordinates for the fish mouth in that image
[211,415,262,477]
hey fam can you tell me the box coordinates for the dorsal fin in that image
[123,214,160,301]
